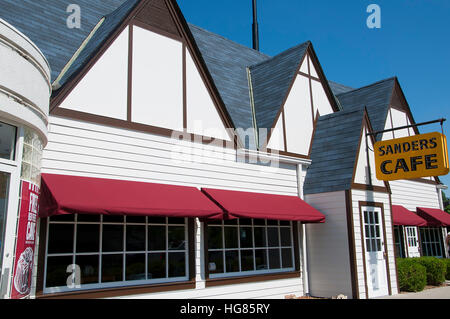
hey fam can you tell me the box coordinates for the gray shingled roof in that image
[0,0,127,82]
[304,107,365,195]
[336,77,396,141]
[328,81,354,95]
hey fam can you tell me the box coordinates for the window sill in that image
[205,271,301,288]
[35,280,196,299]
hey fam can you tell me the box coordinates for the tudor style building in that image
[0,0,447,300]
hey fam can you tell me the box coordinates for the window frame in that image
[204,219,300,283]
[420,227,444,258]
[41,214,195,295]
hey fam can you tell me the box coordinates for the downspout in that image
[246,67,259,150]
[297,164,310,296]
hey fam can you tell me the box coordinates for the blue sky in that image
[178,0,450,194]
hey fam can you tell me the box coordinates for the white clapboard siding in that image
[350,190,398,299]
[305,191,353,298]
[390,179,440,211]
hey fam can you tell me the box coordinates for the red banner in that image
[11,181,39,299]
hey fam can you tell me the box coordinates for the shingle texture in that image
[304,107,365,195]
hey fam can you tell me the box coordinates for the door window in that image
[363,210,382,252]
[0,172,10,273]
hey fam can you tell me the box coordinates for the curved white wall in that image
[0,19,50,145]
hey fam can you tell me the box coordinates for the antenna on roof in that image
[252,0,260,51]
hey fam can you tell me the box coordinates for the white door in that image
[362,206,389,298]
[405,226,420,258]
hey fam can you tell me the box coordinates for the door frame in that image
[358,201,392,298]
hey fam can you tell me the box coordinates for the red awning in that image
[392,205,427,227]
[39,174,223,219]
[417,207,450,227]
[202,188,325,223]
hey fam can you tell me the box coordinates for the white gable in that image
[266,115,285,151]
[308,55,319,78]
[382,110,395,140]
[390,108,409,138]
[59,27,129,120]
[299,55,309,74]
[131,25,183,131]
[186,50,230,141]
[311,80,333,117]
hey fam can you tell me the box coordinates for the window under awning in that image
[416,207,450,227]
[201,188,326,223]
[392,205,427,227]
[39,174,224,219]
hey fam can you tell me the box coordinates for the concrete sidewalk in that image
[376,283,450,299]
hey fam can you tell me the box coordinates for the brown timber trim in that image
[275,150,310,160]
[307,110,320,158]
[132,19,183,43]
[358,201,370,299]
[307,55,315,125]
[51,107,236,150]
[389,109,396,139]
[282,109,288,152]
[298,71,320,82]
[205,271,301,288]
[35,218,48,296]
[409,178,439,185]
[345,190,359,299]
[127,25,133,122]
[351,183,390,194]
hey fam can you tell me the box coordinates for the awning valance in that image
[39,174,223,219]
[392,205,427,227]
[417,207,450,227]
[201,188,326,223]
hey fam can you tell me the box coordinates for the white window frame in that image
[207,219,296,279]
[43,215,190,294]
[405,226,418,249]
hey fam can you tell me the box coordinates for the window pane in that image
[268,249,281,269]
[168,217,185,225]
[366,239,372,252]
[225,250,239,273]
[224,227,238,249]
[0,173,8,269]
[208,251,224,274]
[102,225,124,252]
[240,250,254,272]
[364,211,368,224]
[102,215,124,223]
[253,219,265,226]
[168,252,185,277]
[76,224,100,253]
[224,219,238,225]
[126,254,146,281]
[254,227,266,248]
[208,227,223,249]
[148,253,166,279]
[50,214,74,222]
[148,226,166,251]
[148,217,166,224]
[255,249,268,270]
[240,227,253,248]
[76,255,99,284]
[280,221,290,226]
[126,225,145,251]
[48,223,74,254]
[374,212,379,224]
[126,216,145,224]
[267,227,279,247]
[0,121,16,160]
[239,219,252,226]
[168,226,185,250]
[282,248,293,268]
[280,228,291,247]
[77,214,100,223]
[46,256,73,288]
[102,254,123,283]
[267,220,278,226]
[207,220,222,225]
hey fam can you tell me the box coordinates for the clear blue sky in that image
[178,0,450,195]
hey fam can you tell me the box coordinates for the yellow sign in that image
[374,132,449,181]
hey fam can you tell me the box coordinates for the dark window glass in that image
[76,255,99,284]
[126,216,146,224]
[102,254,123,283]
[267,220,278,226]
[239,219,252,226]
[148,217,166,224]
[224,227,238,248]
[240,250,254,271]
[148,226,166,251]
[254,227,266,248]
[168,226,185,250]
[126,225,145,251]
[268,249,280,269]
[225,250,239,273]
[102,215,124,223]
[208,227,223,249]
[208,251,224,274]
[253,219,265,226]
[255,249,268,270]
[0,121,17,160]
[280,228,291,247]
[46,256,73,288]
[168,252,185,277]
[126,254,146,281]
[281,248,293,268]
[148,253,166,279]
[280,221,290,226]
[50,214,74,222]
[102,225,123,252]
[240,227,253,248]
[267,227,279,247]
[207,220,222,225]
[224,219,238,225]
[77,215,100,223]
[168,218,185,225]
[48,224,74,254]
[76,224,100,253]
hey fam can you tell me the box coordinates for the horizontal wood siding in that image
[389,180,439,211]
[351,190,398,298]
[39,115,303,299]
[304,191,353,298]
